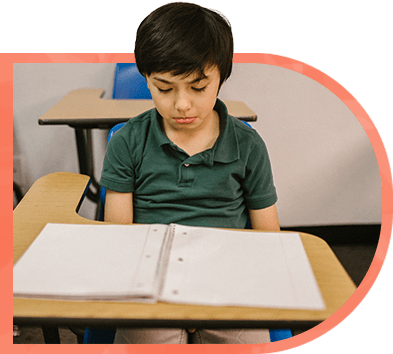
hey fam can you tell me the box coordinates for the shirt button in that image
[184,163,190,167]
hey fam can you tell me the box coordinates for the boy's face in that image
[146,66,221,133]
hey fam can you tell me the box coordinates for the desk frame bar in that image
[15,316,321,330]
[74,128,100,205]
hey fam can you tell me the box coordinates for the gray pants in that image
[114,328,270,344]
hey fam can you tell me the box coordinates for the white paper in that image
[13,223,167,300]
[14,223,325,310]
[160,224,325,310]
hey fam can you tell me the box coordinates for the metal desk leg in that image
[42,326,61,344]
[74,128,100,204]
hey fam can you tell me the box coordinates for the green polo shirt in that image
[100,99,277,229]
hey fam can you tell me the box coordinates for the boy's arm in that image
[249,204,280,232]
[104,189,133,224]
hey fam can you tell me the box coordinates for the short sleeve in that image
[242,131,278,209]
[100,127,136,193]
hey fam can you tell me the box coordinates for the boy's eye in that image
[192,86,207,92]
[156,86,207,93]
[158,87,172,93]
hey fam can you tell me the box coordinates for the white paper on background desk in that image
[160,224,326,310]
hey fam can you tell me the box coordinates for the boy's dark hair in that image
[135,2,233,86]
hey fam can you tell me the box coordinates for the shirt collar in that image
[212,98,240,164]
[151,108,173,147]
[152,98,240,164]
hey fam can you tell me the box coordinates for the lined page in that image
[160,225,325,310]
[13,223,167,301]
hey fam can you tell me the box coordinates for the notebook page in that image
[13,223,167,301]
[159,225,325,310]
[131,224,172,298]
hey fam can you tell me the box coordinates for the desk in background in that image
[13,172,357,342]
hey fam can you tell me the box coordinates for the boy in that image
[100,2,279,344]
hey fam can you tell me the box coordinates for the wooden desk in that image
[38,89,258,205]
[13,172,356,331]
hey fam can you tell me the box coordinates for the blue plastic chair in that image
[98,123,127,222]
[112,63,152,100]
[83,118,292,343]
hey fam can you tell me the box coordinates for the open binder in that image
[13,223,325,310]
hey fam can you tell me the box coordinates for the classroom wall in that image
[13,63,382,227]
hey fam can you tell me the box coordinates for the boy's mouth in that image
[174,117,197,124]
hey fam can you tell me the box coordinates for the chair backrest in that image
[99,122,127,221]
[112,63,152,99]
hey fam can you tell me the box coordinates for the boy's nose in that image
[174,91,192,112]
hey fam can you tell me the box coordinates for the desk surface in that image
[38,89,257,128]
[13,172,356,329]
